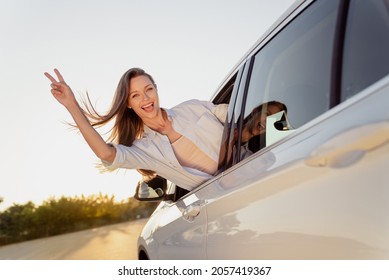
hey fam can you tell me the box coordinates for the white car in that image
[135,0,389,259]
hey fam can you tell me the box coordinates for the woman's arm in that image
[44,69,116,163]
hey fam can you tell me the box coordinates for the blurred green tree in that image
[0,194,157,246]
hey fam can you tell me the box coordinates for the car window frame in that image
[224,0,349,167]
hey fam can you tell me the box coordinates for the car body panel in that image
[138,193,208,259]
[205,78,389,259]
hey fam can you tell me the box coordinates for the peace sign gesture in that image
[44,69,77,108]
[44,68,116,163]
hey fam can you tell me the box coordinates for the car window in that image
[341,0,389,101]
[232,0,339,160]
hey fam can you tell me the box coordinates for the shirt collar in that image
[143,125,155,136]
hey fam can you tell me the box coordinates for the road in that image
[0,218,148,260]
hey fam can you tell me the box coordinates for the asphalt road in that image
[0,218,148,260]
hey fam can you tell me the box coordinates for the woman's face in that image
[127,75,160,120]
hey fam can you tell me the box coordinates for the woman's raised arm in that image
[44,69,116,163]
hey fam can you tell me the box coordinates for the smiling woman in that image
[44,68,229,192]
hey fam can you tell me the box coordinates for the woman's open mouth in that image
[142,102,154,112]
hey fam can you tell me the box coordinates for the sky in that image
[0,0,295,210]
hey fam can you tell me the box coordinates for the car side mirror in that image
[266,110,295,146]
[134,176,175,201]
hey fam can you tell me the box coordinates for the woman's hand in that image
[44,68,116,163]
[44,69,77,109]
[153,112,182,143]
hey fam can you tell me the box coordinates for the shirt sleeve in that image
[101,143,155,171]
[212,103,228,124]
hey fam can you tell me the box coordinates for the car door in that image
[139,192,208,259]
[205,0,389,259]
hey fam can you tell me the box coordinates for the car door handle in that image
[305,122,389,168]
[182,205,201,221]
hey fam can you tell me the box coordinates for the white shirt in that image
[103,99,228,190]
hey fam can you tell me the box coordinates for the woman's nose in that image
[143,91,151,100]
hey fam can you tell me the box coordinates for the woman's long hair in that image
[80,67,157,177]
